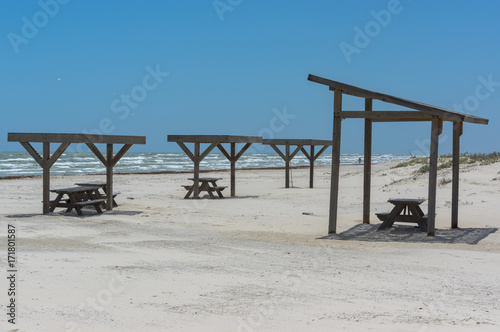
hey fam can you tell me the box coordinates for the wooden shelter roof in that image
[262,139,332,146]
[167,135,262,144]
[8,133,146,144]
[308,74,489,125]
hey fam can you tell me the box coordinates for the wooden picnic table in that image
[183,177,226,199]
[75,181,119,207]
[49,186,105,216]
[376,198,428,232]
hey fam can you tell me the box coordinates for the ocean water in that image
[0,152,414,177]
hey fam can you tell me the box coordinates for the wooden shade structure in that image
[308,74,489,236]
[167,135,262,198]
[7,133,146,214]
[262,139,332,188]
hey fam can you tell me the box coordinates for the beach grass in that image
[393,152,500,175]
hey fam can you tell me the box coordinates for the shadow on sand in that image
[318,223,498,245]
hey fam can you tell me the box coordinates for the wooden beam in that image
[86,143,106,165]
[452,122,463,228]
[269,144,286,161]
[313,145,330,161]
[340,111,439,120]
[199,143,218,162]
[363,98,372,224]
[176,142,195,162]
[427,119,441,236]
[193,143,200,199]
[309,145,314,188]
[47,142,70,168]
[263,139,332,146]
[285,144,291,188]
[8,133,146,144]
[231,143,236,197]
[20,142,42,167]
[234,143,252,161]
[111,144,133,167]
[216,143,231,160]
[106,144,113,211]
[308,74,489,125]
[42,142,50,214]
[168,135,262,144]
[329,91,342,234]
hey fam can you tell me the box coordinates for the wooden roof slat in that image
[308,74,489,125]
[167,135,262,144]
[262,139,333,146]
[8,133,146,144]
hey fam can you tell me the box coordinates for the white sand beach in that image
[1,161,499,331]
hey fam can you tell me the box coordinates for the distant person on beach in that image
[358,157,362,164]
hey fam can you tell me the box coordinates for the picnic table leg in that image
[408,204,427,232]
[378,204,405,230]
[49,193,63,212]
[86,190,103,214]
[184,187,194,199]
[211,181,224,198]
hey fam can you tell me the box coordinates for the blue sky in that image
[1,0,498,155]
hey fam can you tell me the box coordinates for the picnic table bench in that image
[182,177,227,199]
[75,181,120,207]
[376,198,428,232]
[49,186,105,216]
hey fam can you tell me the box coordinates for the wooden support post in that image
[329,91,342,234]
[427,119,441,236]
[106,144,113,211]
[363,98,372,224]
[309,145,315,188]
[452,121,462,228]
[193,142,200,199]
[42,142,50,214]
[231,143,236,197]
[285,144,290,188]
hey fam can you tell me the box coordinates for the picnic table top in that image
[75,182,107,187]
[262,139,333,146]
[167,135,262,144]
[50,186,101,193]
[188,177,222,182]
[388,198,425,205]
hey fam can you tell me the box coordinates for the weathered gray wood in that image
[47,142,70,168]
[427,119,441,236]
[452,121,462,228]
[199,143,218,162]
[329,91,342,234]
[308,75,488,125]
[340,111,441,120]
[309,145,314,188]
[269,144,286,161]
[43,142,50,214]
[86,143,106,165]
[111,144,133,167]
[263,139,332,146]
[235,143,252,161]
[168,135,262,144]
[363,98,372,224]
[8,133,146,144]
[193,143,200,199]
[285,144,290,188]
[313,145,329,161]
[20,142,42,167]
[176,142,195,161]
[106,144,113,211]
[231,143,236,196]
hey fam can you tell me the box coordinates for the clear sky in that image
[1,0,499,155]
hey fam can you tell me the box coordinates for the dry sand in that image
[1,161,499,331]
